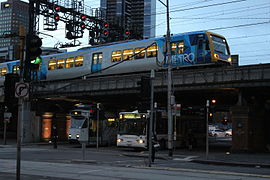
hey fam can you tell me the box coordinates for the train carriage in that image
[0,30,231,83]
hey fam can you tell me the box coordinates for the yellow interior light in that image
[108,118,115,122]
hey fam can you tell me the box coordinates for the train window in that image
[75,56,84,67]
[147,44,158,58]
[178,41,184,54]
[48,60,57,70]
[65,57,74,69]
[111,50,122,62]
[123,49,133,60]
[171,42,177,55]
[135,47,145,59]
[57,59,65,69]
[12,65,19,74]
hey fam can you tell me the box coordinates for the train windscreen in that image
[211,35,229,56]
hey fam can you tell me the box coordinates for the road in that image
[0,143,269,180]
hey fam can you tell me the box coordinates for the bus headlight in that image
[137,139,145,144]
[117,138,123,143]
[76,134,80,139]
[68,134,71,138]
[227,57,232,62]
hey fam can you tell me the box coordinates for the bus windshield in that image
[211,35,229,55]
[70,116,85,128]
[118,119,146,135]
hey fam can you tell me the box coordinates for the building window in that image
[48,60,57,70]
[134,47,145,59]
[65,57,74,69]
[123,49,133,60]
[146,44,158,58]
[111,50,122,62]
[57,59,65,69]
[75,56,84,67]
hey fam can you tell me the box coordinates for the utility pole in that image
[148,70,155,167]
[206,100,210,159]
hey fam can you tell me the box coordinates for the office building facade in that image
[100,0,156,40]
[0,0,29,62]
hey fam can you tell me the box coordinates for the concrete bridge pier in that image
[231,88,270,152]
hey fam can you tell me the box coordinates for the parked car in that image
[225,129,232,136]
[209,129,226,137]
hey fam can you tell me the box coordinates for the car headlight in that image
[76,134,80,139]
[68,134,71,138]
[117,138,123,143]
[137,139,144,144]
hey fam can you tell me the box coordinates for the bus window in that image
[178,41,184,54]
[65,57,74,69]
[171,42,177,55]
[57,59,65,69]
[123,49,133,60]
[134,47,145,59]
[0,67,7,76]
[12,65,19,74]
[48,60,57,70]
[111,50,122,62]
[147,44,158,58]
[75,56,84,67]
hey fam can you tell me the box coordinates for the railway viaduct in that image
[2,63,270,152]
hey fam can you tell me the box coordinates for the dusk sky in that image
[1,0,270,65]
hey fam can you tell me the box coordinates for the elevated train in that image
[0,31,231,84]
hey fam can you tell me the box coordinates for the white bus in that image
[117,110,168,149]
[117,111,148,149]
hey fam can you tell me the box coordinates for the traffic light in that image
[29,35,42,63]
[4,74,19,109]
[54,6,61,12]
[54,13,60,22]
[138,76,151,99]
[101,22,109,38]
[124,30,130,40]
[80,15,87,21]
[80,22,86,30]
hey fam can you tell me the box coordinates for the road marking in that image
[78,169,102,174]
[134,166,270,178]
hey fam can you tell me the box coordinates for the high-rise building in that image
[100,0,156,40]
[0,0,29,62]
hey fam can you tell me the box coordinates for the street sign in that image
[15,82,29,98]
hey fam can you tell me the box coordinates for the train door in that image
[91,52,103,73]
[196,35,205,64]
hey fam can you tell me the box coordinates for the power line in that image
[154,0,246,16]
[208,21,270,31]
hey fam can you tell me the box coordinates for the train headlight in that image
[76,134,80,139]
[214,53,220,59]
[227,57,232,62]
[117,138,123,143]
[68,134,71,138]
[137,139,145,144]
